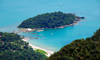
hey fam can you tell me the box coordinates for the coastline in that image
[17,17,84,57]
[56,19,82,28]
[17,19,83,32]
[22,38,54,57]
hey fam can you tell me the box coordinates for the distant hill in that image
[18,11,81,29]
[47,28,100,60]
[0,32,47,60]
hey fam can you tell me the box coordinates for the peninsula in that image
[18,11,84,29]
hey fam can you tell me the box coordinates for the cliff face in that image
[47,28,100,60]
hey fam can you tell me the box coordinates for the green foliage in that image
[35,49,47,55]
[47,28,100,60]
[18,11,76,28]
[0,32,47,60]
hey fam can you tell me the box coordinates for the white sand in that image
[22,38,54,57]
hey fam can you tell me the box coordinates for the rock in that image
[81,17,85,19]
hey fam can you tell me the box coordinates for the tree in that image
[18,11,77,28]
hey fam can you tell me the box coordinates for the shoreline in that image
[18,17,84,57]
[22,38,54,57]
[17,19,83,32]
[55,19,82,29]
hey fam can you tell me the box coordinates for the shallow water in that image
[0,0,100,51]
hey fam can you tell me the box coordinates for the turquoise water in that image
[0,0,100,51]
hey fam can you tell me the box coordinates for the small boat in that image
[51,33,53,35]
[60,3,62,6]
[43,37,45,38]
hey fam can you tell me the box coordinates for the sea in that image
[0,0,100,51]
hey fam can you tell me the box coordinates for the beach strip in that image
[22,38,54,57]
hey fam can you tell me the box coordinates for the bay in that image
[0,0,100,51]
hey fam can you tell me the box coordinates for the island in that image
[18,11,84,29]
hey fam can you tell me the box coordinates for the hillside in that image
[0,32,47,60]
[18,11,80,29]
[47,28,100,60]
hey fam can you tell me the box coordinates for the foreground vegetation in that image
[1,25,100,60]
[18,11,76,28]
[0,32,47,60]
[47,28,100,60]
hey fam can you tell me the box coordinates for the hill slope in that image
[47,28,100,60]
[0,32,47,60]
[18,11,78,28]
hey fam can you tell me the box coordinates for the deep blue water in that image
[0,0,100,51]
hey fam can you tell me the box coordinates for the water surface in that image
[0,0,100,51]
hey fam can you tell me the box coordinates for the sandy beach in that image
[20,19,83,57]
[22,38,54,57]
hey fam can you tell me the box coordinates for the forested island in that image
[0,32,47,60]
[18,11,84,29]
[47,28,100,60]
